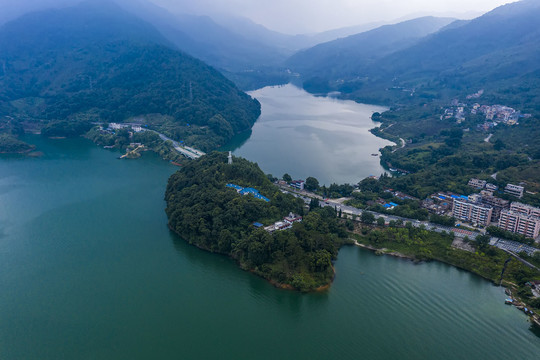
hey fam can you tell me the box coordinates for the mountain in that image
[363,0,540,108]
[290,0,540,110]
[0,0,261,151]
[286,16,456,82]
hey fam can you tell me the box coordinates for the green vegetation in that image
[292,1,540,112]
[0,133,34,153]
[368,104,539,205]
[486,226,537,247]
[165,153,349,291]
[344,177,429,221]
[353,224,540,309]
[0,1,260,152]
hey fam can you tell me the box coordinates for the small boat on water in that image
[505,298,514,305]
[371,153,379,156]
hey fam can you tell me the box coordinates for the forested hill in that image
[286,16,455,82]
[165,152,349,291]
[290,0,540,110]
[0,0,261,151]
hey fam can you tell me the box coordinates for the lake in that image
[0,135,538,359]
[228,84,393,185]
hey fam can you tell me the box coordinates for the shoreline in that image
[169,226,334,293]
[353,241,418,261]
[353,237,540,326]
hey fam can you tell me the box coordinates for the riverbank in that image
[351,224,540,322]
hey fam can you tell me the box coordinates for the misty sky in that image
[152,0,513,33]
[0,0,516,34]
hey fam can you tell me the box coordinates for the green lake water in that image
[229,84,393,185]
[0,135,539,359]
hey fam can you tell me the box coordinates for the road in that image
[154,132,205,159]
[279,184,540,260]
[392,138,406,153]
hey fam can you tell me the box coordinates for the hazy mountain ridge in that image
[290,0,540,110]
[286,16,456,80]
[0,0,261,150]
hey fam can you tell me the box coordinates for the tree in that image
[476,234,491,250]
[377,217,385,227]
[309,198,320,210]
[305,176,319,191]
[494,139,506,151]
[361,211,375,224]
[283,173,292,182]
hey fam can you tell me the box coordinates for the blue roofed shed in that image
[226,183,243,191]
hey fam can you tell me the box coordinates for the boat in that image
[371,153,379,156]
[504,298,514,305]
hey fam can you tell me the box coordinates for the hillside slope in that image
[287,16,456,81]
[0,0,261,151]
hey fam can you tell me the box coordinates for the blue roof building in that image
[226,184,270,202]
[226,183,243,191]
[239,187,259,195]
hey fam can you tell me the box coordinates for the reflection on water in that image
[232,84,393,185]
[219,129,252,152]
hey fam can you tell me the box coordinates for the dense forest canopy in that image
[0,0,261,151]
[165,152,349,291]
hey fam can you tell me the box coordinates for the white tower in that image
[228,151,233,165]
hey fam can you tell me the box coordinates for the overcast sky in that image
[0,0,516,34]
[152,0,514,34]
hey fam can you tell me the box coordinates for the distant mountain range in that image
[286,16,456,81]
[287,0,540,110]
[0,0,261,150]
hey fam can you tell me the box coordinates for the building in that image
[226,184,270,202]
[265,213,303,233]
[452,198,493,226]
[499,209,540,239]
[478,192,510,222]
[509,202,540,218]
[485,183,499,192]
[290,180,305,190]
[505,183,524,198]
[468,178,487,189]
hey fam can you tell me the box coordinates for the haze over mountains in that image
[0,0,261,150]
[1,0,539,148]
[288,0,540,110]
[286,16,456,81]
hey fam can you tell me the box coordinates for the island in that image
[165,152,349,291]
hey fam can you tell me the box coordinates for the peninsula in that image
[164,152,349,291]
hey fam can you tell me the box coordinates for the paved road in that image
[154,132,205,159]
[280,185,540,259]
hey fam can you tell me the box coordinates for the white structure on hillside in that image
[228,151,233,165]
